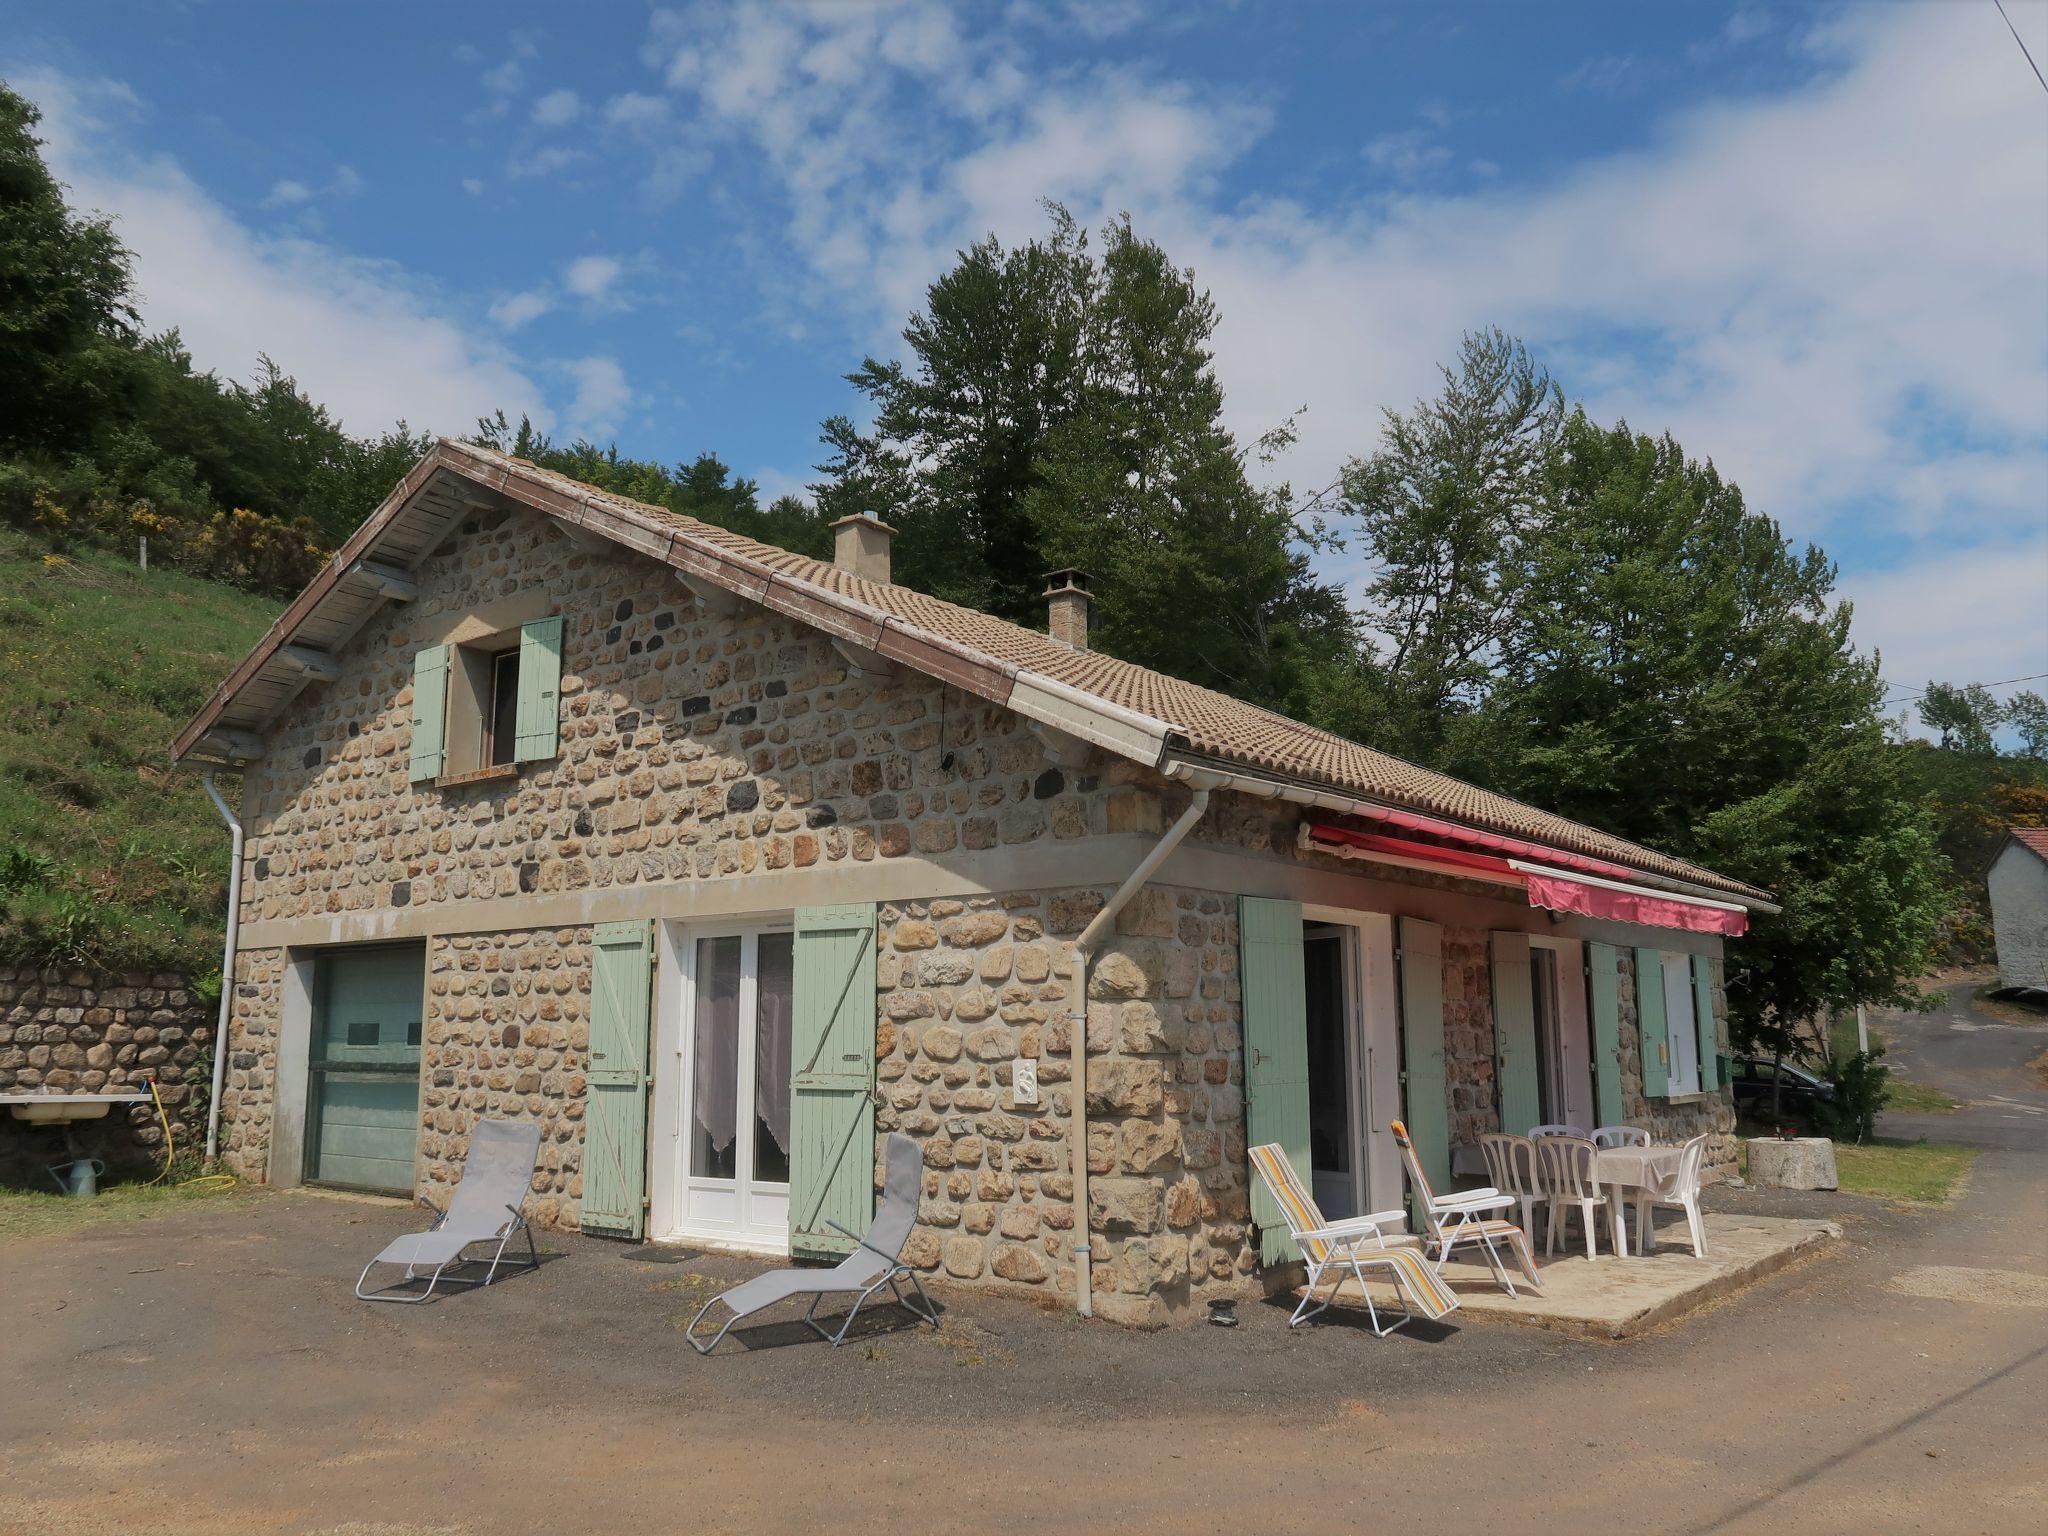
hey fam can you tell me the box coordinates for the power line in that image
[1993,0,2048,95]
[1879,671,2048,707]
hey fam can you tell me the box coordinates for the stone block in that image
[1086,1058,1165,1117]
[1119,1119,1182,1174]
[1746,1136,1838,1191]
[990,1242,1049,1284]
[1089,1176,1164,1234]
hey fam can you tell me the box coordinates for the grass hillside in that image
[0,528,276,975]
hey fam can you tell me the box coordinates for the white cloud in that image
[605,91,670,128]
[263,165,361,209]
[461,176,484,196]
[488,289,554,331]
[1361,127,1451,182]
[532,88,582,127]
[506,145,587,179]
[563,254,623,301]
[20,69,546,437]
[1838,533,2048,723]
[643,3,2048,690]
[558,356,631,438]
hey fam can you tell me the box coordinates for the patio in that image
[1312,1209,1841,1339]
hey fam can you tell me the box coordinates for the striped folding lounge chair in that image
[1248,1143,1460,1335]
[1390,1120,1544,1298]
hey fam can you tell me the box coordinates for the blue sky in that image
[5,2,2045,724]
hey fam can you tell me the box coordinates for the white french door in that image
[667,925,794,1252]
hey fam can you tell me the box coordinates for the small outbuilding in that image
[1988,828,2048,997]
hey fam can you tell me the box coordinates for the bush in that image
[1814,1046,1891,1145]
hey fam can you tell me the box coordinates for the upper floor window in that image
[408,616,562,783]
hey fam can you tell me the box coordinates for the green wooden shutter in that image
[1240,896,1310,1267]
[1692,954,1721,1093]
[583,919,652,1237]
[407,644,449,783]
[1588,942,1627,1125]
[790,904,878,1260]
[1490,931,1542,1139]
[513,615,564,764]
[1397,916,1451,1193]
[1636,946,1671,1098]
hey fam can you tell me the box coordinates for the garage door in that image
[306,943,425,1194]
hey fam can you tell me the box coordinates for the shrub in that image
[1814,1046,1891,1146]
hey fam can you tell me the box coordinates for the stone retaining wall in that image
[0,965,212,1187]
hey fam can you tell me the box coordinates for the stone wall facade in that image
[873,883,1251,1327]
[239,505,1152,931]
[217,947,286,1180]
[0,965,212,1187]
[420,929,589,1225]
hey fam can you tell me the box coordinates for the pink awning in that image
[1303,820,1750,938]
[1522,869,1748,937]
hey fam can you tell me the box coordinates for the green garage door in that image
[307,943,426,1194]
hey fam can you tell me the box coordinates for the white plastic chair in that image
[1593,1125,1650,1148]
[1634,1133,1710,1259]
[1534,1134,1606,1261]
[1391,1120,1542,1297]
[1248,1144,1460,1335]
[1529,1123,1588,1139]
[1478,1132,1544,1243]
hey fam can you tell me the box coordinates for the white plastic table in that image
[1592,1145,1684,1257]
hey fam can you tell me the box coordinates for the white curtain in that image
[754,934,794,1164]
[692,937,742,1164]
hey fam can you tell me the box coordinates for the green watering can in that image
[48,1158,107,1197]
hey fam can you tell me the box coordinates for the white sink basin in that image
[2,1092,149,1125]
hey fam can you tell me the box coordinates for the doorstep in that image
[1317,1212,1840,1341]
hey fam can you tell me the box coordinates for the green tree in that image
[0,81,137,454]
[2007,691,2048,760]
[815,205,1355,711]
[1338,328,1563,762]
[1918,681,2006,756]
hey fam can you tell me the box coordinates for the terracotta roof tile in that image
[2010,828,2048,862]
[465,443,1765,903]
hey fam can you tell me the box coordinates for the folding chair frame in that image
[1422,1197,1523,1297]
[685,1218,940,1355]
[1289,1224,1424,1337]
[354,1200,540,1304]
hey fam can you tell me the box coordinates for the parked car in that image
[1730,1056,1835,1127]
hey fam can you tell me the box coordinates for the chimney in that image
[830,512,895,584]
[1044,568,1092,649]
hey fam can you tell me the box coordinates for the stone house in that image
[1988,828,2048,996]
[171,439,1772,1326]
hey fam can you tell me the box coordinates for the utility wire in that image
[1879,671,2048,707]
[1993,0,2048,95]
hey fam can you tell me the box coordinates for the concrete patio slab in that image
[1317,1211,1841,1340]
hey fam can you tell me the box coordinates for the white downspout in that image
[1066,777,1215,1319]
[201,773,245,1161]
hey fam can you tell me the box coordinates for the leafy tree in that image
[2009,691,2048,760]
[1342,354,1946,1052]
[814,205,1356,711]
[0,81,137,454]
[1338,328,1563,761]
[473,411,830,558]
[1918,681,2004,755]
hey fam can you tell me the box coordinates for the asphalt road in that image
[1874,975,2048,1153]
[3,983,2043,1535]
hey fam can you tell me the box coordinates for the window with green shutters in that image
[407,617,562,783]
[1240,896,1311,1268]
[1692,954,1722,1093]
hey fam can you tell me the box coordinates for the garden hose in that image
[144,1076,237,1193]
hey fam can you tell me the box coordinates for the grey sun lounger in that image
[687,1132,939,1353]
[355,1119,542,1303]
